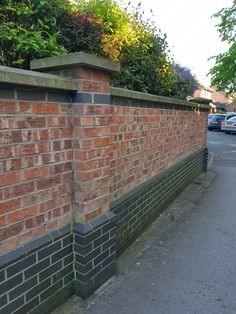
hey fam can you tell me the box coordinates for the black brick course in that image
[7,254,36,278]
[0,296,24,314]
[9,276,37,301]
[38,241,62,261]
[0,225,73,314]
[111,96,208,112]
[0,148,206,312]
[111,148,205,254]
[74,212,117,299]
[0,85,72,103]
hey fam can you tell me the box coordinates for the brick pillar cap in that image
[30,51,120,73]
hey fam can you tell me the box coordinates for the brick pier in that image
[0,52,209,313]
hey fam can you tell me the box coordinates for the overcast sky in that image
[123,0,232,86]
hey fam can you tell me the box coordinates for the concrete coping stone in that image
[0,66,77,91]
[111,87,209,110]
[30,52,120,73]
[74,212,116,236]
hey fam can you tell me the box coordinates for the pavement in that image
[54,131,236,314]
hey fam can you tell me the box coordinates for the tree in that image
[0,0,198,100]
[0,0,70,68]
[171,63,198,99]
[58,12,104,56]
[209,2,236,94]
[74,0,178,96]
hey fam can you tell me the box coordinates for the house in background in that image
[193,83,213,101]
[211,87,236,112]
[189,83,216,112]
[189,83,236,113]
[224,94,236,112]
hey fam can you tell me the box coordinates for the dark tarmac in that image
[55,131,236,314]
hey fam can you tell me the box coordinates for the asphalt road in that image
[56,130,236,314]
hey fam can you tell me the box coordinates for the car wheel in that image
[208,128,212,131]
[225,131,231,134]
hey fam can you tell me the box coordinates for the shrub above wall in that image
[0,0,197,100]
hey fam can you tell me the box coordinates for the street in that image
[55,130,236,314]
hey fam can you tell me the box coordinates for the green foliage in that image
[72,0,179,96]
[209,2,236,94]
[0,0,69,68]
[58,12,104,56]
[0,0,197,99]
[73,0,141,61]
[170,63,198,99]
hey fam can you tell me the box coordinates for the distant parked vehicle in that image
[225,112,236,121]
[208,114,226,131]
[221,116,236,134]
[208,114,215,124]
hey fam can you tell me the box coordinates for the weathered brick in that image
[9,276,37,300]
[0,101,16,114]
[0,172,18,187]
[22,167,49,181]
[32,103,59,115]
[40,279,63,301]
[36,175,61,190]
[25,214,45,229]
[0,273,23,294]
[0,296,24,314]
[0,199,21,214]
[7,206,38,224]
[25,257,50,279]
[26,278,51,301]
[39,261,62,282]
[0,222,24,241]
[0,294,7,308]
[18,143,36,156]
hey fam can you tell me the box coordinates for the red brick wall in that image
[0,100,73,254]
[110,105,207,199]
[212,89,227,104]
[0,66,208,256]
[72,103,112,223]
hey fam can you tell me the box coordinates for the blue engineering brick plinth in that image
[74,212,117,299]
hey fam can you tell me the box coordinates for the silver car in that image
[221,116,236,134]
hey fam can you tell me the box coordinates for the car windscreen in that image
[226,114,236,120]
[227,117,236,122]
[211,115,226,121]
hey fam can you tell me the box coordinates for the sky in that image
[123,0,232,87]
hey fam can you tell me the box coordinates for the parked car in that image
[225,112,236,121]
[221,116,236,133]
[208,114,226,131]
[208,114,216,124]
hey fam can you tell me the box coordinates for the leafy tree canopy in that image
[209,1,236,94]
[0,0,197,99]
[0,0,71,68]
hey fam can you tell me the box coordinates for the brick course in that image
[110,96,207,200]
[0,225,73,314]
[0,94,73,255]
[0,53,209,312]
[111,148,205,253]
